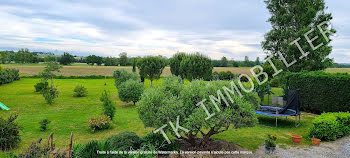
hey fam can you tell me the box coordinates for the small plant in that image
[104,131,143,151]
[42,87,59,104]
[88,115,112,133]
[34,81,48,92]
[100,90,116,120]
[39,119,51,131]
[73,85,88,97]
[265,134,277,154]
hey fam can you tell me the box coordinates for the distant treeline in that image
[1,49,348,68]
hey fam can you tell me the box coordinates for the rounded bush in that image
[0,115,22,151]
[105,131,143,151]
[118,79,144,105]
[73,85,88,97]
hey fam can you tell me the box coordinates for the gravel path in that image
[251,136,350,158]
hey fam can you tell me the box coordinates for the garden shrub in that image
[104,131,143,151]
[39,119,51,131]
[34,81,48,92]
[74,140,103,158]
[73,85,88,97]
[42,87,59,104]
[0,115,22,151]
[160,75,183,96]
[212,71,238,81]
[142,132,179,151]
[0,68,20,85]
[113,69,139,87]
[17,139,50,158]
[118,79,144,105]
[282,71,350,113]
[88,115,112,133]
[309,112,350,141]
[100,90,116,120]
[179,53,213,81]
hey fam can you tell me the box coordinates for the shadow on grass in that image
[257,115,301,128]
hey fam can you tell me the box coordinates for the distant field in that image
[2,64,252,76]
[2,64,349,76]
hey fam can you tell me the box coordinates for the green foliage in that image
[34,81,48,92]
[138,80,258,146]
[74,140,103,158]
[88,114,112,133]
[39,119,51,131]
[132,58,137,72]
[142,132,179,151]
[119,52,128,66]
[118,79,144,105]
[0,115,22,151]
[17,139,50,158]
[169,52,187,77]
[179,53,213,81]
[262,0,335,72]
[100,90,116,120]
[282,71,350,113]
[104,131,143,151]
[113,69,139,87]
[105,57,119,66]
[212,71,238,81]
[13,48,40,64]
[0,68,20,85]
[265,134,277,147]
[73,85,88,97]
[86,55,103,66]
[309,112,350,141]
[42,87,59,104]
[59,52,74,65]
[137,56,166,86]
[160,75,183,96]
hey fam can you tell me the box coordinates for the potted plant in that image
[291,135,303,145]
[265,134,277,154]
[311,138,321,146]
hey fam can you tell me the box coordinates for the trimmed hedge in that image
[283,71,350,114]
[0,68,20,85]
[309,112,350,141]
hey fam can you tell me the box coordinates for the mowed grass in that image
[0,78,316,155]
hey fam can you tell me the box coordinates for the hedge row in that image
[0,68,20,85]
[309,112,350,141]
[283,71,350,114]
[212,71,238,80]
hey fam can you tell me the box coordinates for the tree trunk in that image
[51,77,53,88]
[150,79,153,87]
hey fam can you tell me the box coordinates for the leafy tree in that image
[119,52,128,66]
[59,52,74,65]
[138,80,258,147]
[255,57,260,65]
[179,53,213,81]
[262,0,335,72]
[220,56,228,67]
[105,57,118,66]
[86,55,96,65]
[169,52,186,78]
[0,114,22,151]
[132,58,137,72]
[113,69,139,87]
[118,79,144,105]
[0,51,8,64]
[137,56,166,87]
[39,61,62,88]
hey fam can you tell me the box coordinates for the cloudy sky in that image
[0,0,349,62]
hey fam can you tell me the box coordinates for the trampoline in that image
[255,90,301,127]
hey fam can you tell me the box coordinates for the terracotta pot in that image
[291,135,302,145]
[311,138,321,146]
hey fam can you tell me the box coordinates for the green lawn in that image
[0,78,316,155]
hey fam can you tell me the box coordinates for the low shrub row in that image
[309,112,350,141]
[0,68,20,85]
[212,71,238,81]
[282,71,350,114]
[73,131,179,158]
